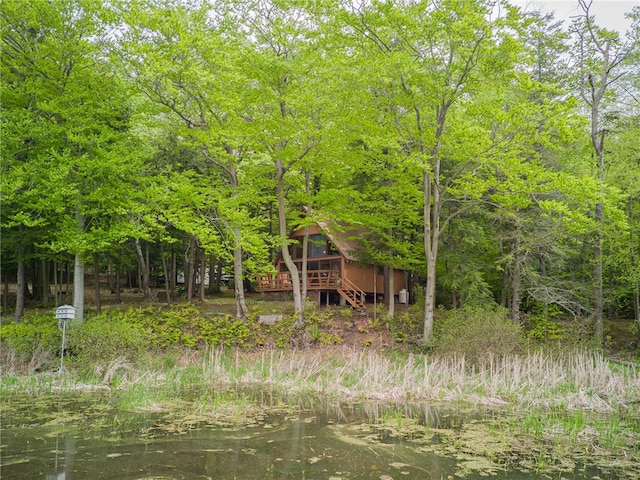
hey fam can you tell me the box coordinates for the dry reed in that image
[3,346,637,414]
[191,347,639,413]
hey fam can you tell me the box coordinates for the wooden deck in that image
[257,270,366,309]
[257,270,340,291]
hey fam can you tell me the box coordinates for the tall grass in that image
[3,346,637,414]
[124,346,637,413]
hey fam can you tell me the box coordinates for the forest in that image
[2,0,639,346]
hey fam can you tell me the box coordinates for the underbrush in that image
[2,304,636,387]
[431,306,525,365]
[0,313,61,373]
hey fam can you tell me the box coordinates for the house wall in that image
[264,225,408,297]
[343,263,406,295]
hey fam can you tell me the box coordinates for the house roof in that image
[316,219,365,262]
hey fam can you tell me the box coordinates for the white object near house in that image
[55,305,76,320]
[399,289,408,304]
[55,305,75,372]
[258,314,283,325]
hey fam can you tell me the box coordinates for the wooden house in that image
[257,221,407,309]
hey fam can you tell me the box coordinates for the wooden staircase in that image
[337,276,366,310]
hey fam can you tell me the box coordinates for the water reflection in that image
[45,434,73,480]
[0,392,624,480]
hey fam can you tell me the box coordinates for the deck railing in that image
[257,270,340,291]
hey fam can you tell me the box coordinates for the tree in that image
[571,0,638,342]
[116,0,271,319]
[1,0,141,322]
[223,0,336,325]
[335,0,554,341]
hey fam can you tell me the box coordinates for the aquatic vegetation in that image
[3,346,638,411]
[2,344,639,478]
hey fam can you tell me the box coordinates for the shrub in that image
[0,314,61,372]
[200,315,252,347]
[389,310,423,343]
[136,304,202,348]
[523,303,566,344]
[264,315,299,348]
[432,306,525,366]
[67,312,151,375]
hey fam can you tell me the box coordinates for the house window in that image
[309,234,327,258]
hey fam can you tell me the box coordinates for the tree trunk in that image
[134,238,151,298]
[301,171,312,305]
[53,261,59,306]
[73,212,85,322]
[170,247,176,296]
[387,266,395,320]
[208,254,221,294]
[2,270,8,314]
[40,258,49,306]
[160,244,172,304]
[593,201,604,341]
[276,159,303,326]
[93,252,101,315]
[115,250,122,304]
[510,222,522,324]
[199,247,206,302]
[423,168,441,343]
[631,200,640,334]
[65,261,70,295]
[146,241,151,292]
[422,95,448,343]
[423,252,437,342]
[383,264,390,307]
[591,108,605,342]
[190,244,199,301]
[232,228,249,318]
[73,252,85,322]
[185,237,195,302]
[28,260,37,302]
[227,166,249,319]
[15,236,25,322]
[301,227,309,306]
[575,3,623,344]
[592,97,605,342]
[107,262,113,292]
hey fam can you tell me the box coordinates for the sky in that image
[510,0,638,34]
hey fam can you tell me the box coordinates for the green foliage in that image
[200,315,252,347]
[134,304,201,348]
[306,322,343,346]
[389,310,423,344]
[2,0,639,341]
[0,314,61,370]
[265,315,299,349]
[77,305,256,350]
[524,304,566,343]
[305,308,345,346]
[67,314,150,373]
[432,306,525,366]
[253,308,345,348]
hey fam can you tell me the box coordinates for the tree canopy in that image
[2,0,639,343]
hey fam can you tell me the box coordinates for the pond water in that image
[0,391,624,480]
